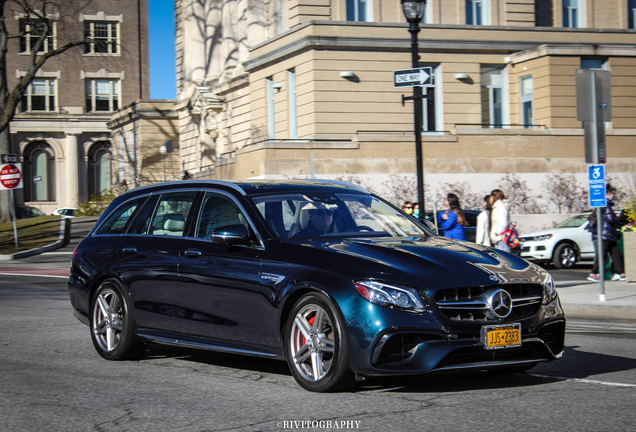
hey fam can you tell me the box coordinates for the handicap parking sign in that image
[588,165,606,208]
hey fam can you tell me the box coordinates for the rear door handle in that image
[184,249,201,257]
[122,247,137,254]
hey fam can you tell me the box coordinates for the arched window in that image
[88,141,112,196]
[23,141,56,202]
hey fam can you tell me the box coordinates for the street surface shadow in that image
[136,343,636,393]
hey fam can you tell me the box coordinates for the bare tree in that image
[379,174,430,208]
[541,170,589,213]
[0,0,90,222]
[497,173,544,214]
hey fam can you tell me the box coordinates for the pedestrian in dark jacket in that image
[587,184,625,281]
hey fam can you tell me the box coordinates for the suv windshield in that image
[555,213,590,228]
[252,192,430,239]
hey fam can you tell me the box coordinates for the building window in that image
[481,66,507,128]
[581,58,606,70]
[630,0,636,29]
[88,142,112,196]
[118,134,125,184]
[466,0,488,25]
[346,0,370,22]
[535,0,554,27]
[288,69,297,139]
[520,76,533,128]
[84,21,119,54]
[86,79,119,112]
[21,78,56,112]
[277,0,284,34]
[267,77,275,140]
[23,141,56,202]
[563,0,582,28]
[421,2,432,24]
[19,19,54,53]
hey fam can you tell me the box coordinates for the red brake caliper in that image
[301,314,316,347]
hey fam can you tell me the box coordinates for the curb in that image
[0,217,70,261]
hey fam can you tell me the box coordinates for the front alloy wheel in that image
[285,293,355,392]
[554,243,576,269]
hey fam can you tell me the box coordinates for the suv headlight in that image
[354,280,427,313]
[540,271,557,304]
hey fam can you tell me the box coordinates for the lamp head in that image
[401,0,426,23]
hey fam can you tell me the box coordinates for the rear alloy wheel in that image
[90,280,144,360]
[285,293,356,392]
[553,243,577,269]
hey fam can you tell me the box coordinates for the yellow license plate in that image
[480,323,522,350]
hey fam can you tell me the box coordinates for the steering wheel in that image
[352,225,374,232]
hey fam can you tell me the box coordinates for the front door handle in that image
[184,249,201,257]
[122,247,137,254]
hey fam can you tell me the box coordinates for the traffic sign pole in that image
[591,73,606,301]
[10,189,18,247]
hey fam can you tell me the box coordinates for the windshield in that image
[555,214,590,228]
[251,191,431,239]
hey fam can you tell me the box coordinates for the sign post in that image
[0,163,23,247]
[578,69,611,301]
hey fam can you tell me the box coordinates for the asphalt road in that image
[1,276,636,432]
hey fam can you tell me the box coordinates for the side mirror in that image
[211,224,251,245]
[421,219,438,235]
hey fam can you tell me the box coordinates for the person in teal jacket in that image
[438,193,467,240]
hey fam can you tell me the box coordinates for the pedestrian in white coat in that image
[489,189,510,252]
[476,195,491,246]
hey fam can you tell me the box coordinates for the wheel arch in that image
[278,283,345,344]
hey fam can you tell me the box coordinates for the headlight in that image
[524,234,552,242]
[540,271,557,304]
[354,280,427,313]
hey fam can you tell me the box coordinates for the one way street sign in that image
[393,67,434,87]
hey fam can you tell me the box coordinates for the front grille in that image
[434,284,543,322]
[437,346,539,368]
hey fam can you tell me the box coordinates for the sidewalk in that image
[555,280,636,319]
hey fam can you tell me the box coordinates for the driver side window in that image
[196,192,248,239]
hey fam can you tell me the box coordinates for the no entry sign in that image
[0,163,23,190]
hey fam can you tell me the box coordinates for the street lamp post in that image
[401,0,426,219]
[159,145,167,182]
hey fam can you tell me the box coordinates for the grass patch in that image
[0,216,62,255]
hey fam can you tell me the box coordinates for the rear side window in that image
[95,198,145,235]
[128,195,159,234]
[149,191,198,236]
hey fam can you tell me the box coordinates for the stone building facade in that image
[8,0,149,214]
[175,0,636,209]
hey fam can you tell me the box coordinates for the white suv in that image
[520,213,595,269]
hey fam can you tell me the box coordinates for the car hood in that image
[283,236,546,288]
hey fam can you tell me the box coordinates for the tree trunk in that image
[0,125,12,223]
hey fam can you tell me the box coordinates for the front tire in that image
[553,243,577,269]
[284,293,356,392]
[90,279,144,360]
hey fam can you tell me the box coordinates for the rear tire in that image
[90,279,144,360]
[284,293,356,392]
[553,243,577,269]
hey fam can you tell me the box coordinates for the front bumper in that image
[342,294,566,377]
[520,242,552,261]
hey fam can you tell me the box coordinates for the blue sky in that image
[148,0,176,99]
